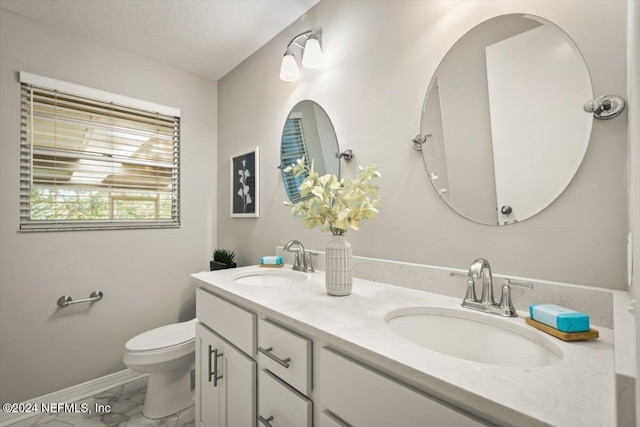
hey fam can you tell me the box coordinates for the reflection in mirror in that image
[281,100,340,202]
[420,14,593,225]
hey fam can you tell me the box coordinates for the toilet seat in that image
[126,319,196,352]
[123,319,197,370]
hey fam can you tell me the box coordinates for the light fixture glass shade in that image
[279,50,300,81]
[302,37,324,69]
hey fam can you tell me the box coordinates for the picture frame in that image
[230,147,259,218]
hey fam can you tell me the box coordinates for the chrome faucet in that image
[450,258,532,317]
[283,240,315,272]
[468,258,495,306]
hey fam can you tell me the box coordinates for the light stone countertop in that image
[192,266,615,427]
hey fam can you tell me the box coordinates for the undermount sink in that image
[232,269,307,286]
[385,307,563,367]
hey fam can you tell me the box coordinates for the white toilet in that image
[123,318,197,418]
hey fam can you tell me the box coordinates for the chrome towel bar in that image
[57,290,104,308]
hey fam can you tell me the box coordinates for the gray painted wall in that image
[0,9,217,402]
[217,1,628,289]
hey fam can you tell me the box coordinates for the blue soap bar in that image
[529,304,590,333]
[260,256,283,265]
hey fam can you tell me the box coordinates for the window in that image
[19,73,180,231]
[281,115,311,203]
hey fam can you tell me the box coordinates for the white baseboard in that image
[0,369,147,427]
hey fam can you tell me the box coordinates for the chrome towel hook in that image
[57,290,104,308]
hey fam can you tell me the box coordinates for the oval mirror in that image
[420,14,593,225]
[281,100,340,202]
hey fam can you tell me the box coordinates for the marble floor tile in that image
[6,380,194,427]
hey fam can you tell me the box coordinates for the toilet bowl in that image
[123,318,197,419]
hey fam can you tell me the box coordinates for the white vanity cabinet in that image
[196,288,257,427]
[318,347,487,427]
[193,266,613,427]
[196,287,314,427]
[195,323,256,427]
[195,282,488,427]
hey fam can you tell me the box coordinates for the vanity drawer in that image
[258,318,312,395]
[196,287,256,356]
[319,348,486,427]
[258,369,312,427]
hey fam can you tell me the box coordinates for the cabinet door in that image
[196,323,256,427]
[221,339,256,427]
[196,323,223,427]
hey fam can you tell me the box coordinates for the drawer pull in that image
[208,345,214,383]
[258,346,291,368]
[208,346,224,386]
[258,415,274,426]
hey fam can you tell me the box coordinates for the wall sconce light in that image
[279,30,324,82]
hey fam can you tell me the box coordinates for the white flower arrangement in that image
[284,157,381,235]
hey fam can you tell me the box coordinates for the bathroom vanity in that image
[192,266,615,427]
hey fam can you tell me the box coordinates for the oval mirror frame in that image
[420,13,593,226]
[281,100,340,202]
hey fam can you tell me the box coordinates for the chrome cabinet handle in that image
[208,346,223,386]
[258,415,274,427]
[258,346,291,368]
[213,348,223,387]
[208,345,214,383]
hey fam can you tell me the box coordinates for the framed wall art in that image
[230,147,259,218]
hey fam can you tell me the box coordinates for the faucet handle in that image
[449,272,469,278]
[304,252,318,273]
[499,279,533,317]
[503,278,533,289]
[463,278,477,302]
[498,284,516,316]
[451,272,478,304]
[290,249,302,270]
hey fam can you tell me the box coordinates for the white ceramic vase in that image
[325,234,352,296]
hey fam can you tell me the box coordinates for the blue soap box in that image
[529,304,590,333]
[260,256,283,265]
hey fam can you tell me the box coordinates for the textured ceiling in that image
[0,0,320,80]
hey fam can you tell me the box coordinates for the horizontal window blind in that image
[281,117,311,203]
[20,79,180,231]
